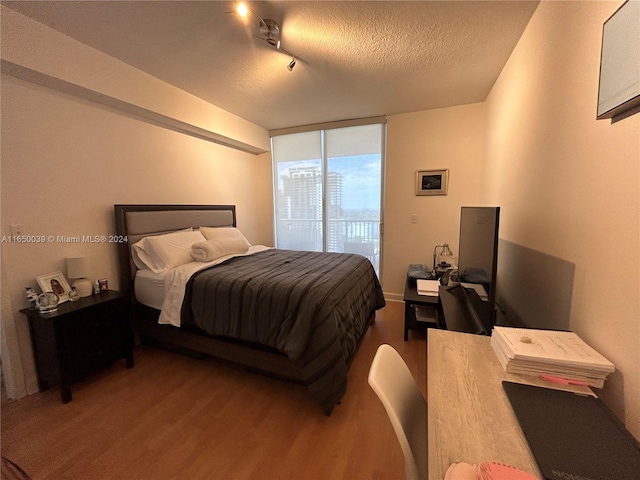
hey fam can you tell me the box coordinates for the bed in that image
[114,204,385,414]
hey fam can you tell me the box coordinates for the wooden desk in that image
[427,329,593,479]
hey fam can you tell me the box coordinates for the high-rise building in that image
[278,165,344,251]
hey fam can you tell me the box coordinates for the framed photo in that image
[98,278,109,292]
[36,271,72,303]
[416,169,449,196]
[597,0,640,120]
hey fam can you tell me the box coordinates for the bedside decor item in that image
[36,291,59,314]
[432,243,454,276]
[68,287,79,301]
[597,0,640,120]
[416,169,449,196]
[25,287,38,308]
[66,256,93,298]
[36,271,71,303]
[98,278,109,292]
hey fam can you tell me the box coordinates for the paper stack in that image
[416,279,440,296]
[491,326,615,389]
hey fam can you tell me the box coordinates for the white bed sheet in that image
[135,269,169,311]
[134,245,271,327]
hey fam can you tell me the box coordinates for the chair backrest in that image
[368,344,427,480]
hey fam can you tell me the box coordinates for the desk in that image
[427,329,593,479]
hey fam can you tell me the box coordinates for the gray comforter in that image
[181,248,385,414]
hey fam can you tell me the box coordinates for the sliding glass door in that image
[272,122,384,276]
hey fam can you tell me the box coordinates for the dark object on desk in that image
[502,381,640,480]
[438,284,490,335]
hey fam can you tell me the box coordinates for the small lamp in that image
[432,243,454,276]
[66,256,93,298]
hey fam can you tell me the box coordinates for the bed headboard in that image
[114,204,236,294]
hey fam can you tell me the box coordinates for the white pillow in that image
[131,228,193,271]
[190,237,250,262]
[199,227,251,247]
[132,229,206,273]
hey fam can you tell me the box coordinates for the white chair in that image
[368,344,427,480]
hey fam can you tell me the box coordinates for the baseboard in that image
[383,292,404,303]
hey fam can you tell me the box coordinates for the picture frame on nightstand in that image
[98,278,109,292]
[36,271,71,303]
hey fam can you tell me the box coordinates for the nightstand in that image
[403,273,440,340]
[21,290,134,403]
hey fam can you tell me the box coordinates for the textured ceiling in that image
[4,1,539,131]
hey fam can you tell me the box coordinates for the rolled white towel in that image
[190,237,249,262]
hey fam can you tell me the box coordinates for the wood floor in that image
[1,301,427,480]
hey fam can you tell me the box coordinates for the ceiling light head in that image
[236,2,248,17]
[259,18,280,41]
[230,3,303,70]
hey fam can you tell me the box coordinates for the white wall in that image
[0,8,274,399]
[485,0,640,437]
[383,103,486,299]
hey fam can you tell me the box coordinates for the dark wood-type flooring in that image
[1,301,427,479]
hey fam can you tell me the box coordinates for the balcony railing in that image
[276,219,380,273]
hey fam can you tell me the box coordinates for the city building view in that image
[275,159,381,274]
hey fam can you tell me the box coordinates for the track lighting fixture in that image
[233,1,300,72]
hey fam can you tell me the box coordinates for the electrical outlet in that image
[410,214,417,224]
[10,224,25,236]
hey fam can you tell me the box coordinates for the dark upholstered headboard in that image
[114,204,236,294]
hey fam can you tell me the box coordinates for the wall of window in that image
[271,120,385,276]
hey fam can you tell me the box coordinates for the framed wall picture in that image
[597,0,640,120]
[36,271,72,303]
[416,169,449,196]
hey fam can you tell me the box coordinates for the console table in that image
[427,329,593,479]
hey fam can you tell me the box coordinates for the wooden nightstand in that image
[403,274,440,340]
[21,290,134,403]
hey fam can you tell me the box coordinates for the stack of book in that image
[491,326,615,388]
[416,279,440,296]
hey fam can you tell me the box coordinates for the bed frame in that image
[114,204,305,382]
